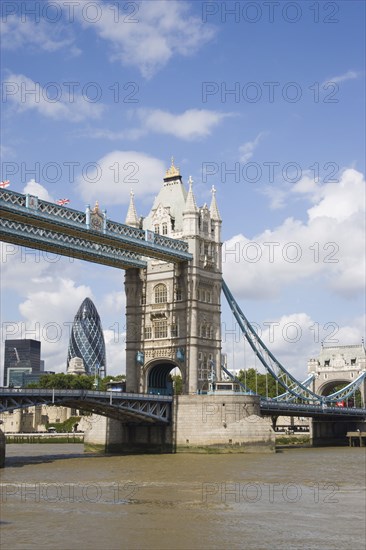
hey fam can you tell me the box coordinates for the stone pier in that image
[84,394,275,454]
[0,428,5,468]
[310,418,366,446]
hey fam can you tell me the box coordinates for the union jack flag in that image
[0,180,10,188]
[56,198,70,206]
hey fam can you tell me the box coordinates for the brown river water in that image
[0,444,365,550]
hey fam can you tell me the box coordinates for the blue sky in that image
[1,0,365,379]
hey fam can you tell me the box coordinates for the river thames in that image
[1,444,365,550]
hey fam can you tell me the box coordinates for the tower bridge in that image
[0,186,192,269]
[1,159,365,454]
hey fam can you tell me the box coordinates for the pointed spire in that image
[210,185,221,221]
[125,190,140,227]
[184,175,198,213]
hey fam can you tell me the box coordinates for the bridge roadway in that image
[0,388,172,424]
[260,399,366,419]
[0,189,192,269]
[0,389,365,424]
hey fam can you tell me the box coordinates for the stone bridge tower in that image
[124,160,222,394]
[308,343,366,406]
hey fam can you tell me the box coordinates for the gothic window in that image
[175,287,182,301]
[201,325,207,338]
[144,326,152,339]
[198,286,213,303]
[203,221,208,233]
[154,319,167,338]
[171,324,178,338]
[154,224,160,234]
[198,352,208,381]
[154,284,167,304]
[162,223,168,235]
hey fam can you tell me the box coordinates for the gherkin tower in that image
[67,298,106,376]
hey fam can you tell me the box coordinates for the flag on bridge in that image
[56,198,70,206]
[0,180,10,188]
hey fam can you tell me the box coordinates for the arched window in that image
[154,319,167,338]
[162,223,168,235]
[154,284,167,304]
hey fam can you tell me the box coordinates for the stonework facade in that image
[0,405,87,433]
[125,162,222,394]
[308,343,366,405]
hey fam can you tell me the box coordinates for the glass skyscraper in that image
[67,298,106,376]
[3,339,41,386]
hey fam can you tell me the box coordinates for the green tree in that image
[26,373,127,391]
[171,374,183,395]
[98,375,126,392]
[237,368,278,398]
[27,373,94,390]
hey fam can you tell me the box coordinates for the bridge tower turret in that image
[125,160,222,394]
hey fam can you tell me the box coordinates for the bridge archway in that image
[318,379,350,396]
[318,379,363,407]
[146,360,183,396]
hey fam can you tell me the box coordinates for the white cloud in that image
[136,108,231,140]
[103,330,126,376]
[1,15,78,53]
[0,244,127,376]
[322,70,362,86]
[103,290,126,313]
[0,278,93,374]
[82,128,146,141]
[239,131,268,163]
[222,311,365,380]
[223,168,365,300]
[73,0,216,78]
[4,73,105,122]
[85,109,230,142]
[307,168,365,222]
[22,179,54,202]
[19,279,92,324]
[290,173,320,198]
[261,187,287,210]
[77,150,166,205]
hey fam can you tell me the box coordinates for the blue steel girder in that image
[0,389,172,424]
[260,400,366,418]
[222,280,326,403]
[0,217,146,269]
[0,189,192,265]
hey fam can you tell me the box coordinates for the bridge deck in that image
[0,388,172,424]
[260,400,366,418]
[1,389,365,423]
[0,189,192,268]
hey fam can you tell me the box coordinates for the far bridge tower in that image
[124,160,222,394]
